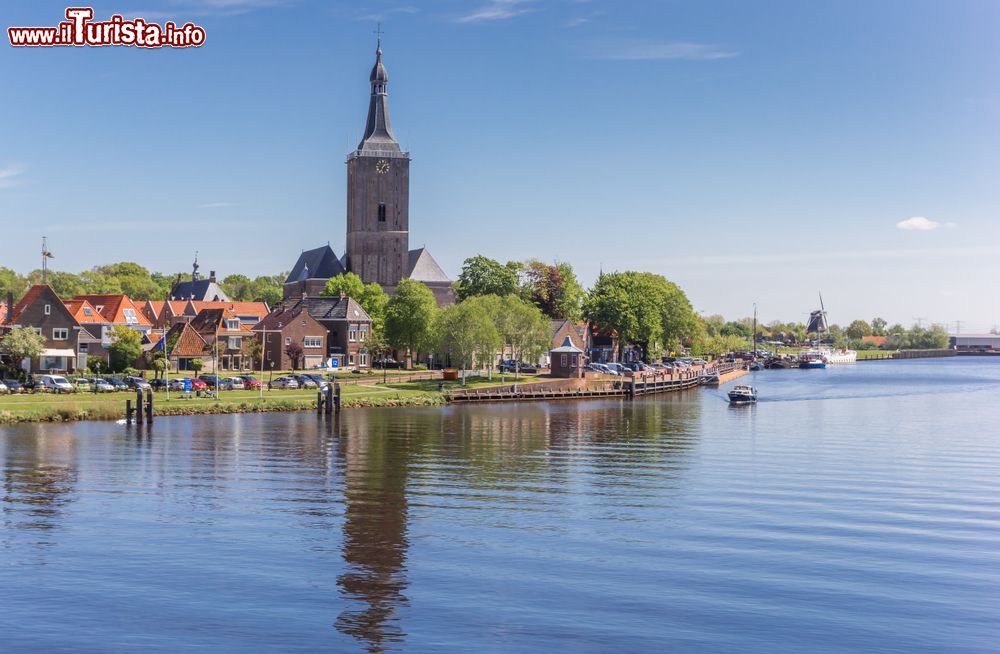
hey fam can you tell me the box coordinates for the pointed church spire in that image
[358,33,400,153]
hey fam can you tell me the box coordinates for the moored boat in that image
[728,384,757,404]
[798,350,827,369]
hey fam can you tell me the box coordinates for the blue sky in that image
[1,0,998,330]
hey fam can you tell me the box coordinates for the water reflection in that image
[335,411,410,652]
[0,425,79,541]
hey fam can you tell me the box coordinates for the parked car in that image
[270,377,299,390]
[238,375,262,390]
[224,377,247,390]
[41,374,75,393]
[198,375,235,390]
[149,378,169,390]
[298,373,330,390]
[125,376,152,391]
[90,378,115,393]
[102,377,128,391]
[0,380,8,394]
[604,363,627,375]
[189,379,208,392]
[21,377,40,392]
[2,378,22,393]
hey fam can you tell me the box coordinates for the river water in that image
[2,358,999,653]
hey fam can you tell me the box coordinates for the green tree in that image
[871,317,887,337]
[24,269,87,298]
[108,325,143,372]
[0,327,45,373]
[720,321,751,338]
[435,297,500,385]
[456,255,519,301]
[221,274,254,301]
[323,273,390,335]
[494,294,551,379]
[521,259,584,320]
[96,262,159,299]
[0,267,27,303]
[189,358,204,374]
[846,319,873,341]
[250,275,285,306]
[385,279,438,367]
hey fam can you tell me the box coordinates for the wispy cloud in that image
[455,0,537,24]
[354,5,419,22]
[199,201,237,209]
[133,0,294,19]
[586,38,738,61]
[0,164,26,189]
[651,246,997,267]
[896,216,956,231]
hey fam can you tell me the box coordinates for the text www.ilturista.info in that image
[8,8,205,48]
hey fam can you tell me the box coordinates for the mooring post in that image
[135,389,144,424]
[125,399,133,425]
[325,384,334,415]
[334,382,342,414]
[317,390,324,415]
[146,389,154,424]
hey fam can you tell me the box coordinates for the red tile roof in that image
[63,298,103,323]
[6,285,49,325]
[73,294,153,327]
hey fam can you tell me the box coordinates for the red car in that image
[189,379,208,391]
[239,375,262,390]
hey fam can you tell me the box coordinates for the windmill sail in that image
[806,309,828,334]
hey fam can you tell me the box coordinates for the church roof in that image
[406,247,451,284]
[283,296,372,323]
[285,245,346,284]
[357,44,401,155]
[169,279,229,302]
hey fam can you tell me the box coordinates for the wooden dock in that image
[446,362,743,404]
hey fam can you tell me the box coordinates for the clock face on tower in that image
[375,159,390,174]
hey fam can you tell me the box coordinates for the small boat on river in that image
[798,350,827,369]
[728,384,758,404]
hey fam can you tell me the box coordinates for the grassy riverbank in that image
[0,374,548,424]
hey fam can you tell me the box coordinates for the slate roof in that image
[406,247,451,284]
[551,336,583,353]
[252,306,323,333]
[358,45,401,154]
[283,296,372,324]
[169,279,230,302]
[285,245,346,284]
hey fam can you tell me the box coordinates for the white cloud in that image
[896,216,954,231]
[199,201,237,209]
[587,38,738,61]
[455,0,537,24]
[0,164,26,189]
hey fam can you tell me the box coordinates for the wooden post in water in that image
[316,391,324,415]
[145,389,154,424]
[125,399,133,425]
[325,384,334,416]
[334,383,342,414]
[135,389,144,424]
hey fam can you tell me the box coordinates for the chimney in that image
[5,291,12,323]
[209,270,217,283]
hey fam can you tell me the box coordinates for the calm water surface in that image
[2,358,999,653]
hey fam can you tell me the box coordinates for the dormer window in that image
[95,305,104,313]
[123,308,138,324]
[83,307,93,316]
[226,319,240,330]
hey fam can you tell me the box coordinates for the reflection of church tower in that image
[345,40,411,289]
[336,413,410,652]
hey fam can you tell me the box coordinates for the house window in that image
[349,353,356,365]
[360,352,368,367]
[95,305,104,313]
[226,319,240,330]
[79,342,89,352]
[83,307,94,317]
[349,326,357,342]
[359,327,367,342]
[228,337,242,349]
[123,308,138,324]
[378,203,386,223]
[285,337,291,346]
[53,328,69,340]
[32,328,42,335]
[561,354,568,367]
[44,304,51,315]
[304,336,323,348]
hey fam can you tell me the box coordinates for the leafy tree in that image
[323,273,390,336]
[189,358,204,374]
[78,269,123,295]
[323,272,365,300]
[0,267,27,302]
[285,341,304,370]
[871,317,887,337]
[456,255,519,301]
[385,279,438,367]
[703,314,726,337]
[221,274,255,301]
[246,336,263,368]
[493,294,551,378]
[846,319,873,341]
[434,297,500,385]
[720,321,751,339]
[108,325,143,372]
[521,259,583,320]
[96,262,159,299]
[250,275,285,306]
[0,327,46,372]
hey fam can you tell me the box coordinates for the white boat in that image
[821,347,857,364]
[728,384,757,404]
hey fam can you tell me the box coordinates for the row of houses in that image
[0,284,375,375]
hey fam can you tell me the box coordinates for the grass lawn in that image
[383,374,548,394]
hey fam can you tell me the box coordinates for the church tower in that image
[345,40,410,288]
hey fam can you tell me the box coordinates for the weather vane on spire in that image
[374,22,383,49]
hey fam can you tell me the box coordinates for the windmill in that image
[805,292,828,337]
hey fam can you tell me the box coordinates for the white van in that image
[41,375,74,393]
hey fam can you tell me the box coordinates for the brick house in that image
[2,285,82,373]
[261,295,373,370]
[252,306,328,371]
[63,298,110,368]
[143,299,269,331]
[163,307,256,372]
